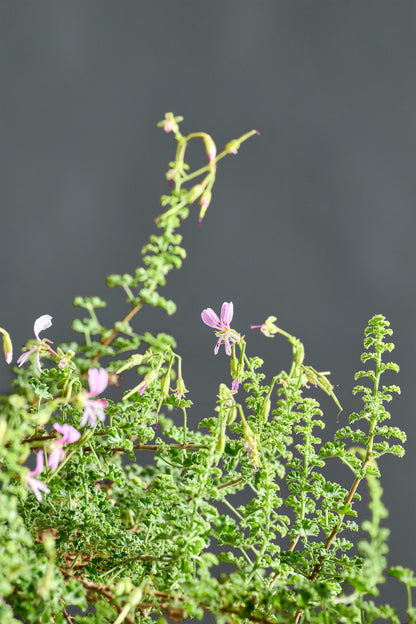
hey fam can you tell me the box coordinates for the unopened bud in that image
[218,383,234,405]
[187,184,204,204]
[160,373,170,398]
[260,398,271,423]
[243,421,256,448]
[0,328,12,364]
[116,354,144,375]
[200,189,211,210]
[198,189,212,226]
[227,405,237,425]
[293,340,305,368]
[203,136,217,162]
[225,140,240,155]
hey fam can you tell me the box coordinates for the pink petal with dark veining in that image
[201,308,220,328]
[220,302,233,325]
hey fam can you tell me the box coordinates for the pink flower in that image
[53,423,81,444]
[17,314,53,372]
[47,423,81,471]
[27,450,50,502]
[80,368,108,428]
[201,302,240,356]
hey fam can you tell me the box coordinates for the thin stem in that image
[182,406,187,445]
[98,277,159,352]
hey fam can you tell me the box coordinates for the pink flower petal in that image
[163,120,174,133]
[34,315,53,342]
[53,423,81,444]
[30,450,45,478]
[27,476,50,501]
[201,308,220,329]
[87,368,108,397]
[81,398,107,428]
[220,302,233,326]
[47,444,65,471]
[17,350,33,367]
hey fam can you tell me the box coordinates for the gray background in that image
[1,1,415,615]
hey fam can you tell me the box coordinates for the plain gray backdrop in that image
[1,1,415,615]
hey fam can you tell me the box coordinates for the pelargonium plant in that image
[0,113,415,624]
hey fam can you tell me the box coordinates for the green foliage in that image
[0,114,413,623]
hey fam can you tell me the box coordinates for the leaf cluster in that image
[0,116,413,624]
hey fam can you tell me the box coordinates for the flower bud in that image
[218,383,234,405]
[260,398,271,423]
[226,405,237,425]
[0,328,12,364]
[225,140,240,155]
[200,189,211,209]
[198,188,212,226]
[187,184,204,204]
[242,420,256,448]
[116,353,144,375]
[293,340,305,368]
[160,373,171,399]
[203,136,217,162]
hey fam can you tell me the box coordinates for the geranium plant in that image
[1,113,415,624]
